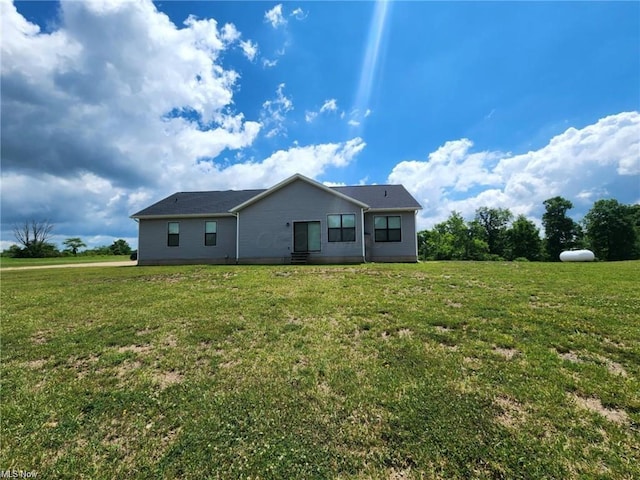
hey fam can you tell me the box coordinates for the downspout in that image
[414,210,419,260]
[233,212,240,264]
[133,218,140,264]
[361,208,366,263]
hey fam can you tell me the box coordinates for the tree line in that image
[2,219,133,258]
[418,197,640,262]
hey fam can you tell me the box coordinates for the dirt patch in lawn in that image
[30,330,50,345]
[152,370,184,389]
[570,394,628,425]
[494,347,519,360]
[556,350,582,363]
[445,299,463,308]
[24,358,47,369]
[495,395,527,429]
[118,344,153,355]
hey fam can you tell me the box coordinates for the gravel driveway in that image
[1,261,137,271]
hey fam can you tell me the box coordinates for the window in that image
[374,216,401,242]
[167,222,179,247]
[328,214,356,242]
[205,221,217,246]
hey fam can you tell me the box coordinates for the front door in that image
[293,221,321,252]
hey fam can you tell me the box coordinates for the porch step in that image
[290,252,309,265]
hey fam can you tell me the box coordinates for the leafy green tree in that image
[63,237,87,256]
[1,245,24,258]
[584,199,639,261]
[424,212,488,260]
[109,239,132,256]
[474,207,513,258]
[506,215,542,261]
[542,197,580,261]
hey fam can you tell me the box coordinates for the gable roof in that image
[229,173,368,212]
[131,174,421,219]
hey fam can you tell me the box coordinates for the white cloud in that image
[260,83,293,138]
[264,4,286,28]
[388,112,640,230]
[239,39,258,61]
[290,8,308,20]
[320,98,338,113]
[180,137,367,191]
[305,98,339,123]
[348,119,361,127]
[364,109,372,118]
[262,58,278,68]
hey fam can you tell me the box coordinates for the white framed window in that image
[374,216,401,242]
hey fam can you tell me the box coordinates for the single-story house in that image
[131,173,422,265]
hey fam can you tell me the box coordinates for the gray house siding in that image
[137,216,237,265]
[364,211,418,262]
[237,179,365,264]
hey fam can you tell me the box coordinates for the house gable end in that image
[229,174,369,212]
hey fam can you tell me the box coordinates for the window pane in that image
[328,228,341,242]
[343,228,356,242]
[327,215,341,228]
[168,234,179,247]
[388,229,402,242]
[388,216,401,229]
[168,222,179,234]
[205,233,216,246]
[342,214,356,228]
[374,216,387,229]
[205,221,217,233]
[375,230,388,242]
[308,222,321,251]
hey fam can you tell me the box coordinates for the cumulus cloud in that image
[389,112,640,229]
[1,0,260,185]
[264,4,286,29]
[187,137,366,191]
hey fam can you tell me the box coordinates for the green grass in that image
[1,261,638,478]
[0,255,132,268]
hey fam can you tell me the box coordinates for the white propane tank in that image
[559,249,595,262]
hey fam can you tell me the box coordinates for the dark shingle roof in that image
[132,189,265,217]
[332,185,422,210]
[132,184,421,218]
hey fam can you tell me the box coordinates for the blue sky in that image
[1,0,638,250]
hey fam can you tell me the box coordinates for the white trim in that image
[366,207,421,213]
[229,173,369,212]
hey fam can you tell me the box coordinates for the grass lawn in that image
[0,255,132,268]
[1,261,638,478]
